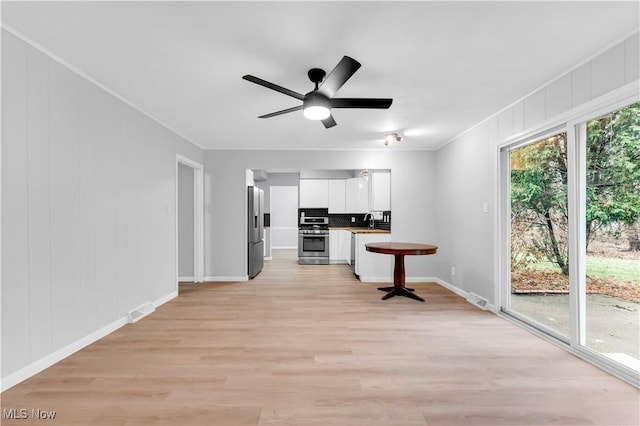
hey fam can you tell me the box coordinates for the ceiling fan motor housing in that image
[308,68,326,88]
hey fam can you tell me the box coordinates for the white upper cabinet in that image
[345,177,369,213]
[299,172,388,212]
[299,179,329,208]
[328,179,346,213]
[369,171,391,211]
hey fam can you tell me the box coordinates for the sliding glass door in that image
[507,131,570,340]
[581,104,639,371]
[502,101,639,382]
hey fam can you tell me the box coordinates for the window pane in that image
[584,102,640,370]
[509,132,570,338]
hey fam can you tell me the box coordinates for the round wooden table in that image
[365,242,438,302]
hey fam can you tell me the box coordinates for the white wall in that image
[255,172,300,256]
[255,172,300,214]
[204,150,438,280]
[178,163,195,279]
[270,186,298,249]
[434,32,640,305]
[1,30,203,388]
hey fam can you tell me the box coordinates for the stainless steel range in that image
[298,216,329,265]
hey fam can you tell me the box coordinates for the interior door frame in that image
[176,155,204,285]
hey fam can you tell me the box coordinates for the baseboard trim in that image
[155,290,178,308]
[178,276,195,282]
[407,277,497,312]
[405,276,442,284]
[430,277,469,298]
[0,290,178,392]
[204,276,249,282]
[0,316,127,392]
[358,275,393,283]
[436,278,497,312]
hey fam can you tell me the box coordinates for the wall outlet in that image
[451,266,456,276]
[351,217,355,222]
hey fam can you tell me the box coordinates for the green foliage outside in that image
[511,102,640,276]
[586,102,640,248]
[526,256,639,282]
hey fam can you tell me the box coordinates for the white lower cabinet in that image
[329,230,351,263]
[329,230,340,262]
[353,232,392,282]
[339,231,351,264]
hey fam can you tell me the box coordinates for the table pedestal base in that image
[378,286,425,302]
[378,254,425,302]
[377,286,414,292]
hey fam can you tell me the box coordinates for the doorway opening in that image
[176,155,204,289]
[270,185,299,260]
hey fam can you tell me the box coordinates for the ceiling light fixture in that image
[384,133,403,146]
[303,92,331,120]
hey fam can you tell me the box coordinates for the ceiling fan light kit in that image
[243,56,393,129]
[303,105,330,120]
[303,92,331,120]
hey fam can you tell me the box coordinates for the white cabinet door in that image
[299,180,314,207]
[370,171,391,211]
[345,178,358,213]
[328,180,346,213]
[316,179,329,207]
[329,230,340,262]
[355,233,392,282]
[346,177,369,213]
[339,230,351,262]
[299,179,329,208]
[330,230,351,263]
[357,178,369,213]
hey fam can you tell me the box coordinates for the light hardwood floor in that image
[2,254,639,425]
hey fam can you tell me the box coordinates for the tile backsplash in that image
[298,208,328,219]
[329,214,368,228]
[298,208,391,230]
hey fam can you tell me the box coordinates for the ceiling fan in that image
[242,56,392,129]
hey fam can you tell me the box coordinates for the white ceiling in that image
[2,1,638,150]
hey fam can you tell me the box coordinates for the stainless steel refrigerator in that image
[247,186,264,278]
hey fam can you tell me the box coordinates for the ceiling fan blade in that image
[330,98,393,109]
[322,115,337,128]
[318,56,361,98]
[258,105,303,119]
[243,75,305,101]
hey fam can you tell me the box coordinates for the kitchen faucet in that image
[363,213,375,229]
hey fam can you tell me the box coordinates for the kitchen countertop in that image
[330,227,391,234]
